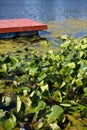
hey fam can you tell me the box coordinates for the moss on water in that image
[0,37,49,55]
[0,19,87,55]
[0,36,60,55]
[48,19,87,38]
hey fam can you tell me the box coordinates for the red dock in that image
[0,18,47,38]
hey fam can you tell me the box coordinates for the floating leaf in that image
[81,44,87,49]
[50,123,61,130]
[53,91,62,103]
[2,64,7,72]
[79,51,84,58]
[21,96,32,112]
[66,62,75,69]
[61,81,66,88]
[76,79,83,86]
[11,57,18,65]
[84,88,87,96]
[17,96,22,113]
[29,101,46,113]
[0,109,5,118]
[38,73,47,82]
[3,115,16,130]
[46,105,63,122]
[40,84,48,92]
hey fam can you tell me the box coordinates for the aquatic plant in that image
[0,36,87,130]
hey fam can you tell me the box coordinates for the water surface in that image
[0,0,87,38]
[0,0,87,23]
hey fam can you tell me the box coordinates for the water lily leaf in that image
[40,84,48,92]
[29,101,46,113]
[75,79,83,86]
[42,61,50,67]
[79,104,87,117]
[81,44,87,49]
[46,105,63,122]
[77,69,84,78]
[0,109,5,118]
[74,44,81,50]
[53,91,62,103]
[2,64,7,72]
[37,101,46,111]
[11,57,18,65]
[11,114,16,123]
[84,88,87,96]
[61,81,66,88]
[50,123,61,130]
[17,86,30,93]
[23,90,27,96]
[66,62,75,69]
[17,96,22,113]
[29,67,38,76]
[38,73,47,82]
[21,96,32,112]
[38,80,44,87]
[60,35,68,40]
[61,41,70,48]
[79,51,84,58]
[79,104,86,111]
[3,55,11,63]
[13,81,18,87]
[39,40,49,47]
[82,68,87,75]
[3,115,16,130]
[48,50,53,54]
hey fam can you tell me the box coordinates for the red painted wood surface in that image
[0,19,47,34]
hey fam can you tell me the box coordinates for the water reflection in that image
[0,0,87,22]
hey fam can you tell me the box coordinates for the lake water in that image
[0,0,87,23]
[0,0,87,38]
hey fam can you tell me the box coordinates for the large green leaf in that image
[75,79,83,86]
[29,101,46,113]
[21,96,32,112]
[3,115,16,130]
[38,73,47,82]
[53,91,62,103]
[40,84,48,92]
[46,105,63,122]
[65,62,75,69]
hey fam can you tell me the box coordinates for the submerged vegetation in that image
[0,35,87,129]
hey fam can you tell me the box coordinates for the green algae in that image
[0,37,48,55]
[0,19,87,55]
[48,19,87,38]
[0,36,60,56]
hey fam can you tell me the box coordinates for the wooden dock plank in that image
[0,19,47,34]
